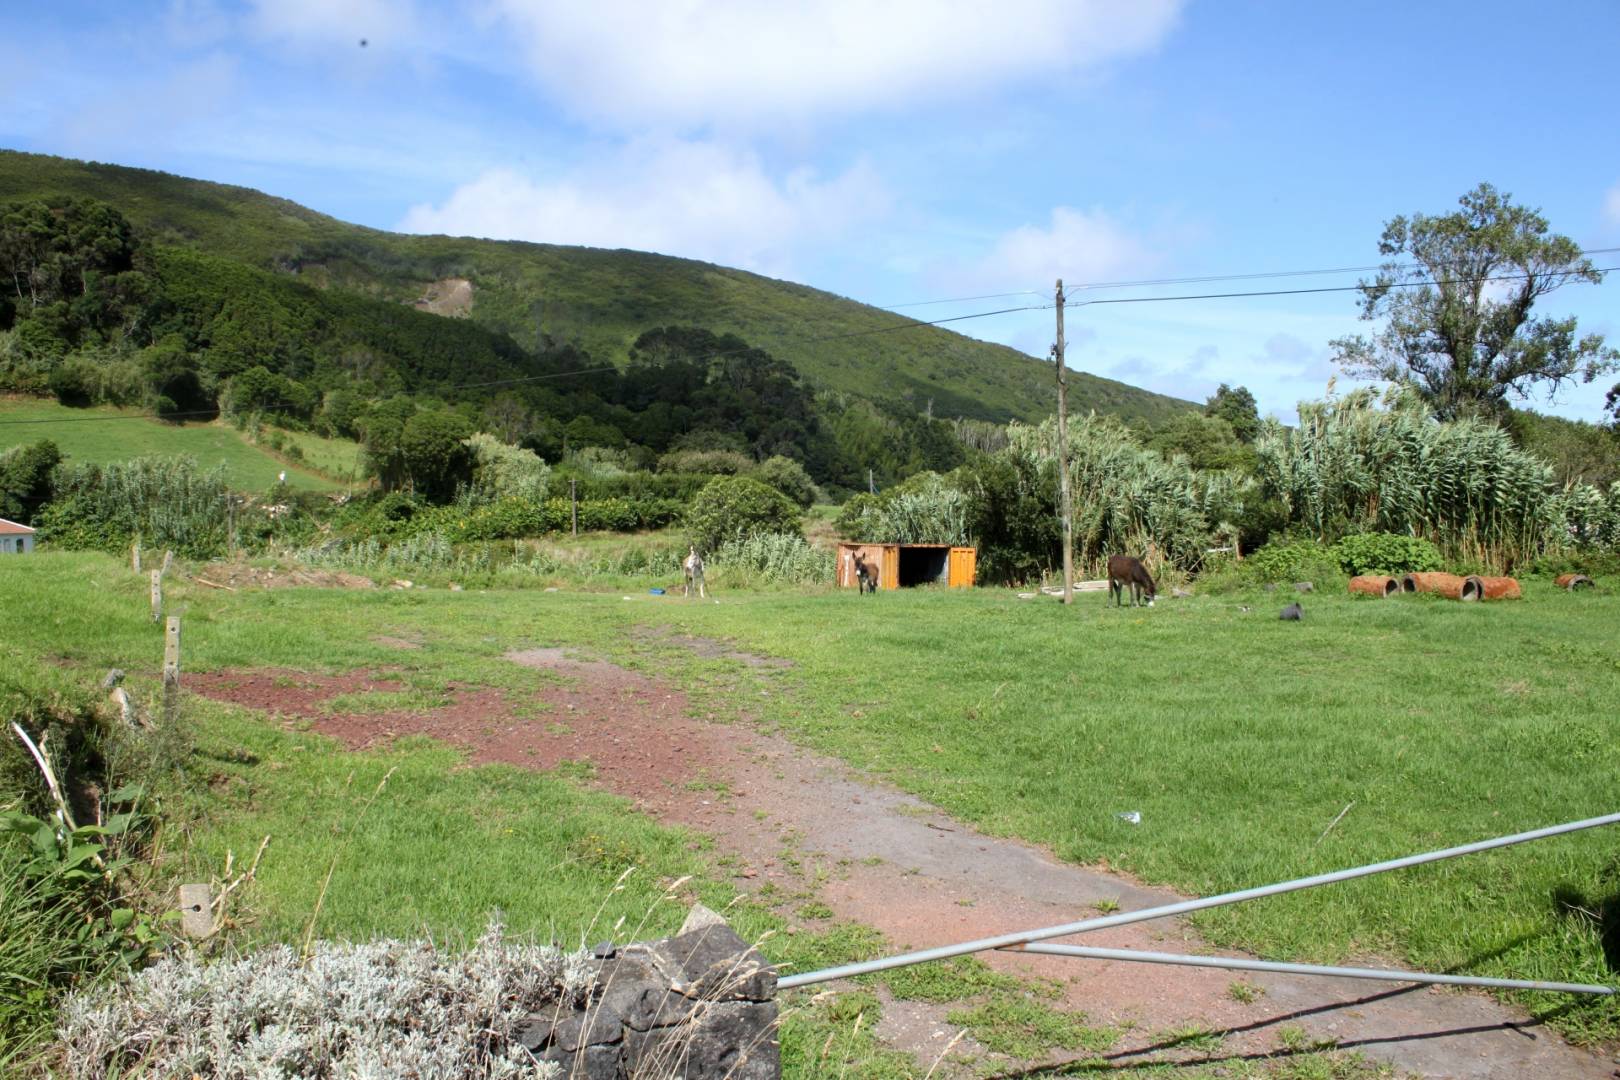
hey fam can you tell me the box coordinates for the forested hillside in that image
[0,150,1193,427]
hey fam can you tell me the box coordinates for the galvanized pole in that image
[777,810,1620,989]
[1014,943,1612,996]
[1054,280,1074,605]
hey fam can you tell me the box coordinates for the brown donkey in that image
[1106,554,1156,607]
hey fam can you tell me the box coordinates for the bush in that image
[750,456,817,509]
[59,920,592,1079]
[685,476,801,553]
[36,456,240,558]
[1243,539,1344,585]
[1330,532,1444,577]
[656,448,752,475]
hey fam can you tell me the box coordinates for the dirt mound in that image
[195,563,375,591]
[412,277,473,317]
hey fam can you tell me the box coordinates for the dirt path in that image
[189,647,1615,1078]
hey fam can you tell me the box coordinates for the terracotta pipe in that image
[1460,576,1520,601]
[1402,572,1465,595]
[1555,573,1594,591]
[1349,575,1400,597]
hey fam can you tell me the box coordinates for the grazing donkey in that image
[683,546,707,599]
[853,552,878,594]
[1106,554,1157,608]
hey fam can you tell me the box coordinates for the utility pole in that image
[569,479,578,537]
[1054,279,1075,605]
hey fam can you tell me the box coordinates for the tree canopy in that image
[1330,183,1616,420]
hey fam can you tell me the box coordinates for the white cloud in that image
[397,139,889,275]
[1604,182,1620,230]
[483,0,1184,129]
[968,206,1162,293]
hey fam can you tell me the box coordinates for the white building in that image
[0,518,36,554]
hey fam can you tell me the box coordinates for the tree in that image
[1331,183,1617,420]
[1203,384,1260,443]
[684,476,801,553]
[0,439,61,524]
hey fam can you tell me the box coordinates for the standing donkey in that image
[1106,554,1156,608]
[853,552,878,594]
[683,546,707,599]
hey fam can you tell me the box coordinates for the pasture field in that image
[3,551,1617,1071]
[0,398,357,492]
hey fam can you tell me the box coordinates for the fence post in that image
[163,617,181,725]
[132,540,142,574]
[150,570,163,623]
[178,883,213,939]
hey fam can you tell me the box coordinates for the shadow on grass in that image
[986,931,1600,1077]
[1552,880,1620,973]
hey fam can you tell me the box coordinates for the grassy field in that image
[0,399,357,492]
[3,551,1615,1071]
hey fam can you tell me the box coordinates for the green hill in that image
[0,399,359,492]
[0,149,1193,427]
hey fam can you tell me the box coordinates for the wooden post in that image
[1054,279,1075,606]
[150,569,163,623]
[160,549,174,578]
[162,616,181,725]
[178,883,213,938]
[131,540,142,574]
[570,479,578,536]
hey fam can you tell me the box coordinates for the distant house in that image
[0,518,36,554]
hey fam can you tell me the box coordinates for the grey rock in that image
[537,1042,620,1079]
[553,1006,624,1051]
[623,1002,779,1080]
[101,669,126,689]
[1264,583,1278,592]
[1294,581,1314,593]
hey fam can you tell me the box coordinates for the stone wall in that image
[515,906,780,1079]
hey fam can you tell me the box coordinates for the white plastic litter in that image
[1116,811,1142,825]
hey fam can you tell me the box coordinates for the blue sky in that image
[3,1,1617,423]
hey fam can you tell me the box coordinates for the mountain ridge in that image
[0,149,1195,428]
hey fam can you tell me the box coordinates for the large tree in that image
[1331,183,1616,421]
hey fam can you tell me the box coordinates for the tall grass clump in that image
[34,456,237,558]
[1006,414,1253,573]
[709,532,834,587]
[834,472,969,545]
[1254,388,1562,567]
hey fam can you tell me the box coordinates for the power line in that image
[1063,265,1618,311]
[1060,246,1620,295]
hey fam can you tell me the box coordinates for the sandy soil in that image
[186,646,1617,1078]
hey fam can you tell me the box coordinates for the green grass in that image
[0,399,354,492]
[4,551,1619,1059]
[261,425,366,484]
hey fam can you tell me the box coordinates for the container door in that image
[881,546,900,591]
[948,547,976,588]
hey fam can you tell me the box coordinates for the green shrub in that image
[36,456,241,558]
[1244,539,1344,584]
[750,456,818,509]
[685,476,801,553]
[1330,532,1444,576]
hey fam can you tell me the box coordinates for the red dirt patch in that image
[187,655,1615,1078]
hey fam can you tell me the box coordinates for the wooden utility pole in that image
[1054,279,1075,605]
[569,479,579,536]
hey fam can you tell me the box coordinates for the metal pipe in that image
[1010,943,1613,996]
[776,810,1620,990]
